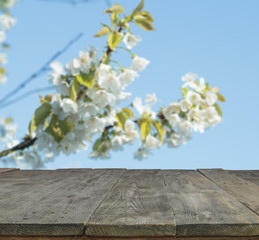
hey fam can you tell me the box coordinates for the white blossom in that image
[186,91,201,105]
[0,31,6,43]
[61,98,78,114]
[182,72,198,82]
[130,56,150,72]
[133,97,156,118]
[0,53,6,64]
[49,61,64,85]
[98,70,121,93]
[123,32,142,49]
[134,148,150,160]
[124,119,138,143]
[143,134,160,150]
[166,133,188,148]
[205,92,218,106]
[180,99,191,112]
[65,58,81,76]
[202,106,222,126]
[0,14,16,31]
[96,63,111,78]
[167,113,181,128]
[92,90,116,108]
[78,103,100,118]
[163,103,181,119]
[119,68,139,89]
[145,93,157,104]
[56,81,69,96]
[0,73,7,83]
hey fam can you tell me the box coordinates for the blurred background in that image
[0,0,258,169]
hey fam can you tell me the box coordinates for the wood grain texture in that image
[0,169,125,236]
[162,170,259,237]
[228,170,259,186]
[0,168,19,174]
[86,169,176,237]
[198,169,259,216]
[0,170,53,196]
[1,236,259,240]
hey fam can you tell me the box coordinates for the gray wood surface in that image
[86,169,176,237]
[0,170,53,196]
[198,169,259,216]
[1,236,259,240]
[229,170,259,186]
[0,168,18,174]
[0,168,259,238]
[163,170,259,237]
[0,169,125,236]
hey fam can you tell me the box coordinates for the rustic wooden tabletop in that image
[0,168,258,240]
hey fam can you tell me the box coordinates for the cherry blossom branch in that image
[0,137,37,158]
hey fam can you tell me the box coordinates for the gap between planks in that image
[197,169,259,217]
[0,168,19,174]
[1,236,259,240]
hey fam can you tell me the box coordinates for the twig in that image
[0,86,55,109]
[0,137,37,158]
[0,32,83,107]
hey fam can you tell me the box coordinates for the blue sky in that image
[1,0,259,169]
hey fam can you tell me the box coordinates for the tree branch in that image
[0,137,37,158]
[0,32,83,107]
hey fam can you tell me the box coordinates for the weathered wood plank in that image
[0,169,125,236]
[86,169,176,237]
[1,236,259,240]
[229,170,259,186]
[163,170,259,237]
[198,169,259,216]
[0,170,53,196]
[0,168,19,174]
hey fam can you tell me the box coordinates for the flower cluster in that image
[31,43,150,160]
[133,73,224,159]
[0,0,17,83]
[1,0,225,166]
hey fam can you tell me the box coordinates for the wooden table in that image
[0,168,259,240]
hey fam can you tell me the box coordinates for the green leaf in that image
[59,119,74,136]
[76,72,95,89]
[40,94,52,104]
[181,87,189,98]
[45,116,62,142]
[104,4,125,14]
[140,120,151,141]
[108,32,122,50]
[136,11,154,22]
[0,68,6,75]
[5,117,13,124]
[29,103,51,135]
[70,78,79,101]
[45,116,74,143]
[152,121,165,143]
[216,93,226,102]
[131,0,144,19]
[134,15,155,31]
[122,107,135,118]
[116,112,128,129]
[93,138,103,152]
[93,26,111,37]
[214,103,223,117]
[93,138,111,152]
[3,44,9,50]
